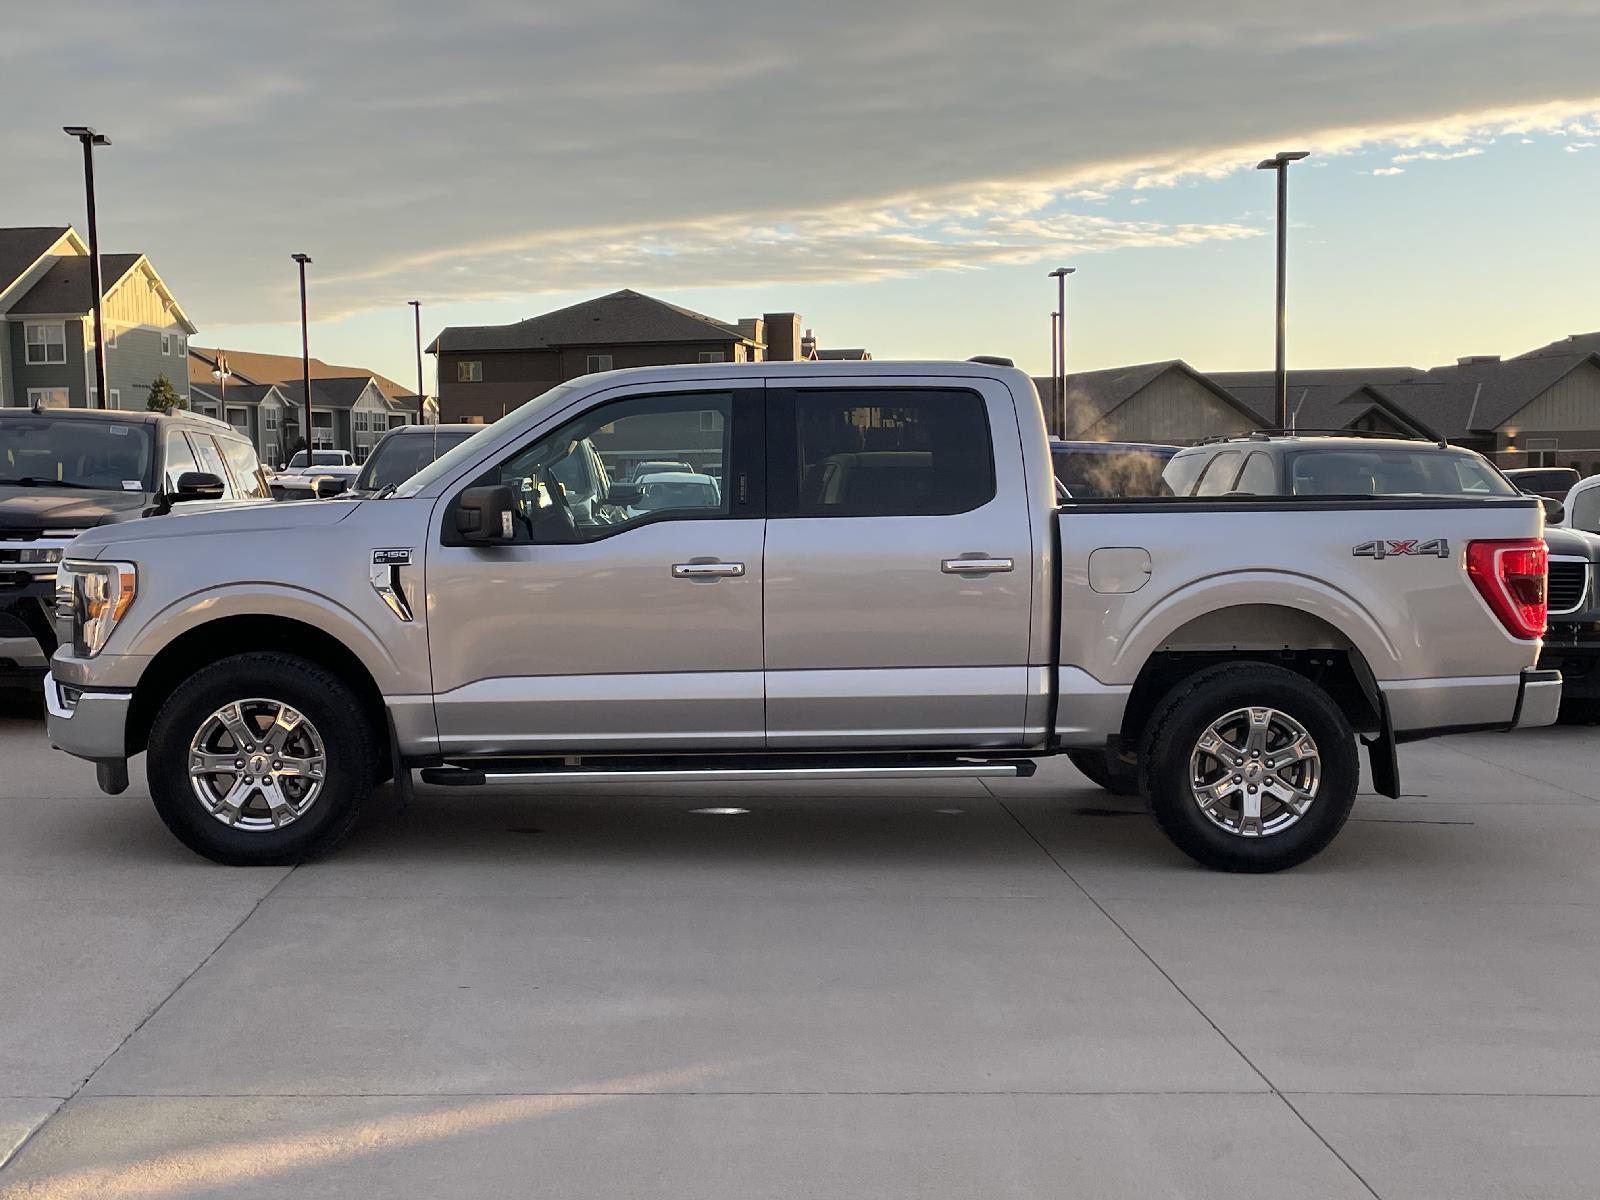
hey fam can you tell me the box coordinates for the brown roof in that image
[429,289,751,354]
[189,346,410,400]
[8,253,142,314]
[0,227,72,297]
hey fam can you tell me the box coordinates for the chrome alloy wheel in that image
[187,698,328,830]
[1188,706,1320,838]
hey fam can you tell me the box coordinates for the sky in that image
[6,0,1600,391]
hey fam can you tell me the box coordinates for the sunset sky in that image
[7,1,1600,389]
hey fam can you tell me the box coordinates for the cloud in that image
[1567,142,1597,151]
[6,0,1600,330]
[1370,167,1407,176]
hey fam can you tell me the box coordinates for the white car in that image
[626,471,721,517]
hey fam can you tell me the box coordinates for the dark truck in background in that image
[0,406,269,688]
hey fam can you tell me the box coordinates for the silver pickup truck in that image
[43,361,1560,872]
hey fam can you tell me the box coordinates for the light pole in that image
[1256,150,1310,429]
[408,300,425,424]
[1050,310,1059,423]
[292,254,313,463]
[63,126,111,409]
[1048,267,1075,437]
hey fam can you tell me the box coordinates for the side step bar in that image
[419,759,1036,787]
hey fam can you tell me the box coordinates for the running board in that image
[419,759,1036,787]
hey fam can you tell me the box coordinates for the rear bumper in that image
[44,670,132,763]
[1512,667,1562,729]
[1538,624,1600,702]
[1383,667,1560,737]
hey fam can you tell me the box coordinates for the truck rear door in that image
[762,377,1036,748]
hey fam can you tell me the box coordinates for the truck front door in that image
[762,379,1037,748]
[426,385,766,756]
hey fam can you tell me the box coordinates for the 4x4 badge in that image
[1352,539,1449,559]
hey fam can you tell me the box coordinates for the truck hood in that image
[68,496,358,553]
[1545,526,1600,559]
[0,485,154,533]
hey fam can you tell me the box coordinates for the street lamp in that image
[1047,267,1076,438]
[1255,150,1311,429]
[63,126,111,409]
[408,300,425,424]
[291,254,313,464]
[1050,310,1059,423]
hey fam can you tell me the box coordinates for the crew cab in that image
[43,363,1559,872]
[0,406,269,688]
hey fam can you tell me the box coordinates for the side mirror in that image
[172,471,225,501]
[1541,495,1565,524]
[453,484,517,544]
[606,482,643,506]
[311,475,348,499]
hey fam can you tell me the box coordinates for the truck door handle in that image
[672,561,745,579]
[941,557,1014,575]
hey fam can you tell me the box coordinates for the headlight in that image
[55,560,137,657]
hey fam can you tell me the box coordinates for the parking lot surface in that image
[2,692,1599,1199]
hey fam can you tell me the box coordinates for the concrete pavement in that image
[2,689,1598,1198]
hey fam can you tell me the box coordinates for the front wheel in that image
[1140,664,1358,873]
[147,652,377,865]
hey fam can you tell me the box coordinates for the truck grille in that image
[1548,559,1589,616]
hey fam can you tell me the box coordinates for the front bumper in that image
[0,574,57,685]
[1512,667,1562,729]
[44,670,132,762]
[1538,622,1600,702]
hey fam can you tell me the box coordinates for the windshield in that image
[288,450,348,468]
[354,430,475,492]
[392,383,584,499]
[635,479,718,511]
[0,418,155,491]
[1288,448,1518,497]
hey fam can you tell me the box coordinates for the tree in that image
[146,373,186,414]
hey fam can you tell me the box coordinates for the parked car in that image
[629,458,695,481]
[345,425,480,499]
[1505,466,1580,501]
[0,406,269,688]
[626,471,721,517]
[1049,440,1178,498]
[44,363,1556,873]
[269,448,361,500]
[1159,433,1600,727]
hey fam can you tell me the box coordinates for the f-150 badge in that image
[1352,539,1449,559]
[372,548,412,566]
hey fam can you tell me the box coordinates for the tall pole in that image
[292,254,313,462]
[64,127,111,409]
[1048,267,1075,438]
[1256,151,1309,429]
[408,300,424,423]
[1050,310,1059,429]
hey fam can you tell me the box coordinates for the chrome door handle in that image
[672,561,746,579]
[941,557,1014,575]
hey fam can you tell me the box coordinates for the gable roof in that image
[276,376,383,410]
[817,348,871,360]
[0,227,75,300]
[1512,332,1600,361]
[189,346,410,401]
[1208,370,1440,437]
[1035,360,1260,437]
[188,380,285,408]
[8,253,142,315]
[429,289,752,354]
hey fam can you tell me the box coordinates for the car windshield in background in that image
[0,418,155,491]
[287,450,349,468]
[1288,448,1518,497]
[635,478,718,511]
[1052,446,1177,498]
[355,431,475,492]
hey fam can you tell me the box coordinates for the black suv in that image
[0,406,271,688]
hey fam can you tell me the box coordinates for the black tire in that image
[1140,663,1358,873]
[147,651,377,865]
[1066,748,1139,796]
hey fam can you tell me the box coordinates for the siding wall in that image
[103,267,190,410]
[1080,370,1260,443]
[8,319,88,407]
[1498,362,1600,434]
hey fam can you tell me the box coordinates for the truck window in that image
[1159,451,1205,497]
[771,388,993,517]
[219,437,271,500]
[163,429,200,493]
[1193,450,1243,496]
[1572,487,1600,534]
[188,433,236,499]
[476,391,733,543]
[1233,451,1275,494]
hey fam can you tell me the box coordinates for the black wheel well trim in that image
[127,615,390,761]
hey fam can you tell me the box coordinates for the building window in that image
[457,360,483,383]
[264,407,279,432]
[176,336,186,357]
[160,333,172,356]
[105,326,118,350]
[586,354,614,373]
[109,389,121,409]
[226,406,249,432]
[698,351,725,363]
[311,411,334,449]
[27,387,70,409]
[24,322,67,365]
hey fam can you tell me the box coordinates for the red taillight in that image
[1466,538,1547,639]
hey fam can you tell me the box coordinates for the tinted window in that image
[163,430,199,492]
[1194,450,1243,496]
[774,389,993,517]
[0,417,154,491]
[472,391,733,544]
[1288,448,1517,497]
[354,430,475,492]
[188,434,235,499]
[1159,451,1205,497]
[1234,452,1276,495]
[219,437,270,500]
[1051,445,1176,498]
[1571,487,1600,534]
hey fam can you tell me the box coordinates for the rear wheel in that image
[1141,663,1357,872]
[147,652,377,865]
[1066,748,1139,796]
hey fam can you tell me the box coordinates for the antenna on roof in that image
[967,355,1014,367]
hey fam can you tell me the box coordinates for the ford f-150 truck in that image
[43,361,1560,872]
